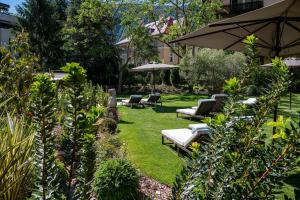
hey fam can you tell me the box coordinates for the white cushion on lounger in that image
[191,106,197,110]
[176,108,196,115]
[188,123,209,130]
[162,129,193,146]
[122,99,130,103]
[141,98,153,103]
[233,116,254,121]
[242,98,257,105]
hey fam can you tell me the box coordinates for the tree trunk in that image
[118,67,123,93]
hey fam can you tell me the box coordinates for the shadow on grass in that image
[121,105,145,109]
[153,106,190,113]
[162,143,190,158]
[119,120,134,124]
[163,94,208,102]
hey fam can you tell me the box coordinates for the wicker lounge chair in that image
[141,93,162,106]
[176,99,216,119]
[192,94,228,113]
[210,94,228,112]
[161,123,210,155]
[121,95,143,108]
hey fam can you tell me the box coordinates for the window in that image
[169,51,174,63]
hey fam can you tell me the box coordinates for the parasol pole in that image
[290,91,292,110]
[152,69,155,94]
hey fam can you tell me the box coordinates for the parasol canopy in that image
[171,0,300,57]
[52,72,68,81]
[130,63,179,92]
[171,0,300,133]
[130,63,179,72]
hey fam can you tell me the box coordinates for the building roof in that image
[116,16,177,46]
[0,13,17,28]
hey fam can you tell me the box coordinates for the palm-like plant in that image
[0,112,34,200]
[60,62,88,199]
[29,74,62,199]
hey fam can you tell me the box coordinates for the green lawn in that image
[118,94,208,185]
[118,93,300,197]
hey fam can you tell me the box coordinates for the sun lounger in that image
[121,95,143,108]
[161,123,210,154]
[141,93,162,106]
[162,116,253,155]
[241,97,258,106]
[210,94,228,112]
[176,99,216,119]
[192,94,228,113]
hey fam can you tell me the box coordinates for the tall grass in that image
[0,112,34,200]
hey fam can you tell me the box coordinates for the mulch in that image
[139,176,171,200]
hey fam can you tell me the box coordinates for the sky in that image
[1,0,24,13]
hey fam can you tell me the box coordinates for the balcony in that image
[230,1,263,14]
[0,3,9,14]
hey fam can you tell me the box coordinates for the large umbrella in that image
[171,0,300,133]
[171,0,300,57]
[261,57,300,109]
[130,63,179,92]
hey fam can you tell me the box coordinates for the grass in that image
[118,94,208,185]
[118,93,300,197]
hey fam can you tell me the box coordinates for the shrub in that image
[179,48,246,93]
[0,32,39,113]
[77,134,97,199]
[93,159,139,200]
[95,133,126,163]
[172,36,299,200]
[95,117,118,135]
[192,85,206,94]
[82,81,109,108]
[246,68,273,96]
[87,105,105,126]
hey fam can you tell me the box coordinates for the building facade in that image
[116,17,180,65]
[116,0,280,65]
[222,0,281,15]
[0,3,17,46]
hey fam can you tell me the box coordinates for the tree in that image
[120,3,159,66]
[118,9,159,91]
[0,32,39,113]
[179,48,245,93]
[63,0,120,86]
[54,0,68,20]
[17,0,65,69]
[120,0,222,58]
